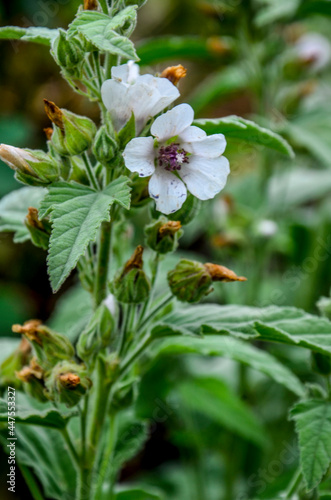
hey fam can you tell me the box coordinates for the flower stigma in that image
[157,143,189,172]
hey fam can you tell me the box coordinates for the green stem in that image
[93,412,118,499]
[62,427,80,467]
[94,219,113,307]
[19,465,45,500]
[283,468,302,498]
[82,152,99,191]
[99,0,109,14]
[137,294,173,333]
[137,253,160,326]
[119,333,153,377]
[93,51,103,89]
[88,358,112,450]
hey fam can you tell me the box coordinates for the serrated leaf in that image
[194,116,294,158]
[151,334,305,397]
[40,177,131,292]
[0,397,76,429]
[178,376,267,446]
[68,9,138,60]
[151,304,331,356]
[0,187,46,243]
[0,26,59,45]
[290,399,331,490]
[114,486,163,499]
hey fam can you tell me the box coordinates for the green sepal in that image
[77,304,115,363]
[117,112,136,149]
[168,259,212,303]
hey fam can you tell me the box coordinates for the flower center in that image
[158,143,189,172]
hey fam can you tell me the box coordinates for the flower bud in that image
[25,207,51,250]
[161,64,187,86]
[77,304,115,362]
[168,259,212,303]
[45,361,92,407]
[44,99,97,157]
[311,352,331,376]
[12,320,75,367]
[0,144,60,186]
[0,338,31,388]
[52,29,85,70]
[145,216,182,254]
[16,358,48,402]
[92,125,117,164]
[113,246,151,304]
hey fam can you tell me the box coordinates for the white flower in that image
[123,103,230,215]
[103,293,116,316]
[256,220,278,238]
[295,33,331,71]
[101,61,180,134]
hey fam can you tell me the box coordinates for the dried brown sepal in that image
[12,320,43,344]
[44,127,53,141]
[19,337,32,357]
[43,99,64,130]
[204,263,247,282]
[16,358,44,382]
[84,0,98,9]
[158,220,182,238]
[122,245,144,276]
[160,65,187,86]
[29,357,44,379]
[59,373,81,389]
[26,207,44,230]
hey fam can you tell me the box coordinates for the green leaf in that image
[39,177,131,292]
[152,303,331,355]
[178,376,267,446]
[290,399,331,490]
[194,116,294,158]
[114,486,163,499]
[0,26,59,45]
[68,9,138,60]
[0,338,20,365]
[151,333,305,397]
[0,187,46,243]
[137,35,233,65]
[113,419,148,473]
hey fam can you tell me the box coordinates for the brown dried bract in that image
[44,99,64,130]
[123,245,144,275]
[44,127,53,141]
[59,373,80,389]
[26,207,43,230]
[84,0,98,9]
[161,65,187,86]
[159,220,182,238]
[12,319,43,344]
[204,263,247,283]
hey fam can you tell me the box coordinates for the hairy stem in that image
[94,219,113,307]
[82,152,99,191]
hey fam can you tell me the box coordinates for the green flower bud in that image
[145,217,183,254]
[16,358,48,403]
[12,320,75,367]
[113,246,151,304]
[92,125,117,164]
[311,352,331,376]
[0,144,60,186]
[77,303,115,362]
[25,207,52,250]
[45,361,92,407]
[44,99,97,157]
[52,29,85,70]
[168,259,212,303]
[0,338,31,388]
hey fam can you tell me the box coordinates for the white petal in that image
[123,137,155,177]
[138,75,180,116]
[182,134,226,158]
[179,126,207,142]
[151,104,194,142]
[179,155,230,200]
[103,293,117,316]
[149,168,187,214]
[111,61,140,84]
[101,80,132,131]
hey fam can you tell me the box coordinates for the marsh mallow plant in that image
[1,1,331,500]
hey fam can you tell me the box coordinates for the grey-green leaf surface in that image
[39,177,131,292]
[194,116,294,158]
[151,304,331,355]
[0,26,59,45]
[290,399,331,490]
[151,334,305,397]
[0,187,46,243]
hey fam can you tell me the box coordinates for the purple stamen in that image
[158,143,189,172]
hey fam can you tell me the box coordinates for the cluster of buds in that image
[44,99,97,157]
[145,217,183,254]
[168,259,246,303]
[113,245,151,304]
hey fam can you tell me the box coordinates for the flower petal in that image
[111,61,140,84]
[182,134,226,158]
[138,75,180,116]
[149,168,187,214]
[101,80,132,131]
[151,104,194,142]
[179,126,207,142]
[123,137,155,177]
[179,155,230,200]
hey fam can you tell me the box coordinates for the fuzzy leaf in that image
[0,398,76,429]
[0,187,46,243]
[68,9,138,60]
[290,399,331,490]
[0,26,59,45]
[151,334,305,397]
[194,116,294,158]
[40,177,131,292]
